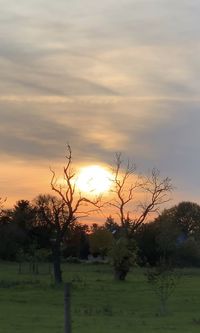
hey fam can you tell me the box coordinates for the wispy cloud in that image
[1,0,200,205]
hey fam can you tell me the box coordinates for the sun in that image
[76,165,113,195]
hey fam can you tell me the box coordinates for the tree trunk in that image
[18,262,22,274]
[52,241,62,284]
[114,268,128,281]
[64,283,71,333]
[160,297,167,316]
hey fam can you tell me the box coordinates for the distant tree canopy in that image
[89,226,113,258]
[135,201,200,267]
[2,147,200,282]
[0,198,200,269]
[0,200,35,260]
[155,201,200,240]
[12,200,36,230]
[63,221,89,259]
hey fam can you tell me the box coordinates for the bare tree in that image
[111,153,173,232]
[109,154,173,281]
[47,145,102,283]
[34,194,66,284]
[110,153,138,228]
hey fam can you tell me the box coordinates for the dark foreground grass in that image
[0,262,200,332]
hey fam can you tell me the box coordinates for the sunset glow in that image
[76,165,113,195]
[1,0,200,208]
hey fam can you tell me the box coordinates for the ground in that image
[0,262,200,332]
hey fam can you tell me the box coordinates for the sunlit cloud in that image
[1,0,200,208]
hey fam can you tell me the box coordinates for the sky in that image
[1,0,200,213]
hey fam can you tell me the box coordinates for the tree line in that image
[1,146,200,284]
[1,199,200,271]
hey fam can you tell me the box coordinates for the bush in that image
[109,237,137,281]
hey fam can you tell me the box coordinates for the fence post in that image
[64,283,71,333]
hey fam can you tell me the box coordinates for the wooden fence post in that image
[64,283,71,333]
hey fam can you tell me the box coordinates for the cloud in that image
[0,0,200,155]
[0,99,126,162]
[1,0,200,206]
[1,0,200,99]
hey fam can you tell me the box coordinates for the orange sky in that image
[1,0,200,219]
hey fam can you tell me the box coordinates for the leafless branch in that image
[133,168,173,230]
[111,154,173,231]
[0,197,6,216]
[50,145,102,227]
[110,153,139,226]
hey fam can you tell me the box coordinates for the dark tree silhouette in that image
[34,194,67,284]
[154,201,200,266]
[0,197,6,216]
[12,200,36,230]
[111,153,173,231]
[63,222,89,259]
[109,153,173,280]
[48,145,102,283]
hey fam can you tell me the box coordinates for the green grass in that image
[0,262,200,332]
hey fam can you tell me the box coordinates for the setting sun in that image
[76,165,113,195]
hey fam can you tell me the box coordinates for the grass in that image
[0,262,200,332]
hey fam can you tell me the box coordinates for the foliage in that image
[0,220,26,260]
[135,222,160,266]
[104,216,120,233]
[155,201,200,239]
[89,227,113,258]
[174,202,200,237]
[154,201,200,266]
[156,215,180,259]
[63,222,89,259]
[109,237,137,280]
[107,153,173,280]
[33,194,68,283]
[12,200,36,230]
[146,259,180,315]
[175,238,200,267]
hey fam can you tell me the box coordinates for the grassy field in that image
[0,262,200,333]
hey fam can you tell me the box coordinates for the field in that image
[1,262,200,333]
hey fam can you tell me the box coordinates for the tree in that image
[155,201,200,238]
[48,145,102,283]
[12,200,36,230]
[146,258,180,316]
[135,221,160,266]
[63,221,89,259]
[11,200,37,255]
[0,197,6,216]
[34,194,67,284]
[0,206,27,261]
[172,201,200,237]
[155,213,179,261]
[154,202,200,266]
[110,237,137,280]
[89,227,113,258]
[104,215,120,234]
[111,153,173,230]
[0,218,26,260]
[109,153,173,280]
